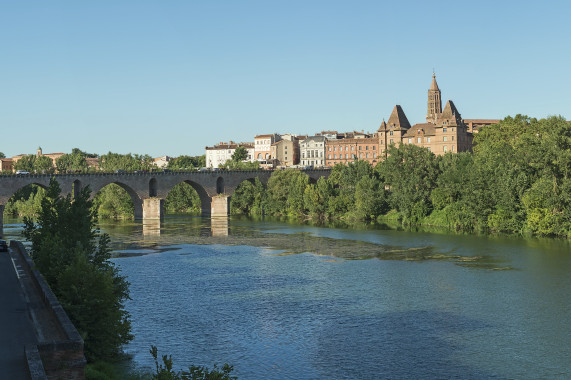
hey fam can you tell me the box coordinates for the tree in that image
[13,155,35,172]
[99,152,156,172]
[23,178,132,362]
[56,148,89,173]
[376,144,438,224]
[150,346,237,380]
[0,152,5,158]
[167,155,206,170]
[231,146,248,162]
[34,155,55,174]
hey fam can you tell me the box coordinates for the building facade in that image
[270,138,300,167]
[325,133,380,167]
[205,142,254,168]
[300,136,326,167]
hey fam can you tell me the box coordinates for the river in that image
[4,216,571,379]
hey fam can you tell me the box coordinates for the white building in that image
[205,142,254,168]
[300,136,327,168]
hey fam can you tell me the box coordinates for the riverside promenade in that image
[0,242,86,379]
[0,245,37,378]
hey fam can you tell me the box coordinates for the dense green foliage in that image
[93,184,135,220]
[150,346,237,380]
[165,182,201,214]
[13,154,55,174]
[56,148,91,173]
[99,152,156,172]
[4,185,46,218]
[23,179,132,362]
[167,155,206,170]
[230,116,571,237]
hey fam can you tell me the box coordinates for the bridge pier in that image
[142,198,164,220]
[211,195,230,217]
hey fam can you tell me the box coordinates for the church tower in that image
[426,73,442,123]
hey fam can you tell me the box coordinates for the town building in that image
[11,147,66,167]
[378,73,498,157]
[300,136,327,167]
[270,137,300,167]
[254,134,281,162]
[205,142,254,168]
[326,132,380,167]
[154,156,172,169]
[0,158,13,172]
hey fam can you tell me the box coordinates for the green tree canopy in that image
[23,179,132,362]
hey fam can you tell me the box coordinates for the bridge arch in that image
[173,179,212,217]
[90,181,144,220]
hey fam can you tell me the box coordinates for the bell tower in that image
[426,73,442,123]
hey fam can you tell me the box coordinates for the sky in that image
[1,0,570,158]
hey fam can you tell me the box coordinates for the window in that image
[334,154,337,159]
[358,146,362,150]
[389,131,394,136]
[427,137,431,143]
[328,147,332,151]
[443,146,447,152]
[351,146,354,151]
[443,136,447,142]
[443,128,447,133]
[390,139,394,144]
[372,146,376,150]
[417,137,421,143]
[452,136,454,141]
[373,153,376,158]
[366,153,369,158]
[427,147,431,151]
[452,145,455,152]
[345,153,349,159]
[408,138,412,143]
[346,146,349,151]
[359,153,362,158]
[366,146,369,150]
[328,154,331,159]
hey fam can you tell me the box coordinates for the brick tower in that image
[426,73,442,123]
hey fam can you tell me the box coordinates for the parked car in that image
[16,170,30,175]
[0,239,8,252]
[114,169,126,174]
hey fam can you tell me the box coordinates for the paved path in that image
[0,248,37,379]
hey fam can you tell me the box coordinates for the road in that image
[0,248,37,379]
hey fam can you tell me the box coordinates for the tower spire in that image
[426,72,442,122]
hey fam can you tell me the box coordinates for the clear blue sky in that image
[1,1,570,158]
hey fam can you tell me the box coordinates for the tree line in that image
[230,115,571,237]
[5,149,206,174]
[5,115,570,237]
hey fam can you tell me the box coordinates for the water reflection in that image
[142,220,162,237]
[211,217,229,237]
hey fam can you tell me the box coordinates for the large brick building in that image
[378,74,499,157]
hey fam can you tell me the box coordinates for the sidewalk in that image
[0,248,37,379]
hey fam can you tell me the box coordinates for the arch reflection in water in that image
[211,217,229,237]
[142,219,162,237]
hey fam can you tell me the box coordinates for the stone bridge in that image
[0,169,330,234]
